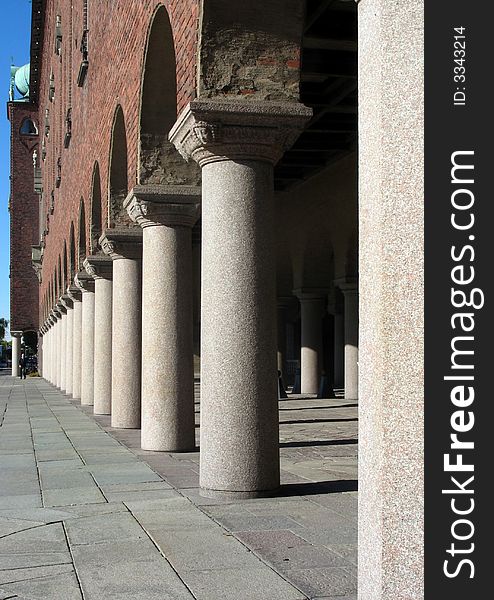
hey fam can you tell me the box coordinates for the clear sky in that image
[0,2,32,339]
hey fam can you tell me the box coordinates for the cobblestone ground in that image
[0,372,357,600]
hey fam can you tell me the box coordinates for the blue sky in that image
[0,2,32,339]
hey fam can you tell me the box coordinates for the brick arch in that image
[62,241,68,293]
[90,162,103,253]
[57,256,62,299]
[78,199,87,267]
[69,222,76,282]
[108,105,129,227]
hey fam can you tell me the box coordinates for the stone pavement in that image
[0,372,357,600]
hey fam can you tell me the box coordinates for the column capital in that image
[334,277,358,294]
[74,271,95,294]
[59,294,73,311]
[99,228,142,260]
[169,99,312,167]
[50,308,61,321]
[66,285,82,303]
[124,185,201,229]
[83,255,113,280]
[56,300,68,315]
[292,288,328,302]
[10,330,22,339]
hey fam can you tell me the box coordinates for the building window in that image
[55,15,62,56]
[64,108,72,148]
[20,118,38,136]
[49,70,55,102]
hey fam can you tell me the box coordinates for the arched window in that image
[20,118,38,136]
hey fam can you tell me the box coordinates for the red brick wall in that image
[37,1,199,315]
[8,102,40,332]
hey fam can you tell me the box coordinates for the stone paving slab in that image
[4,375,346,599]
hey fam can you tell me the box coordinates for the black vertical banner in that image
[425,1,494,597]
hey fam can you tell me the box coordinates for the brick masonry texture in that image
[36,1,199,317]
[8,102,40,332]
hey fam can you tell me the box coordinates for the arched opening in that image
[57,256,62,298]
[90,162,103,252]
[63,242,68,292]
[20,118,38,136]
[139,6,199,186]
[79,199,87,267]
[69,222,76,282]
[108,106,128,226]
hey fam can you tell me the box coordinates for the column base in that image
[199,486,280,500]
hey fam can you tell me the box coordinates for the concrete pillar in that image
[75,272,95,406]
[336,281,358,400]
[68,287,83,398]
[84,256,113,415]
[60,308,67,391]
[170,99,311,497]
[126,185,200,451]
[333,312,344,389]
[100,229,142,429]
[11,332,22,377]
[293,290,326,395]
[358,0,424,597]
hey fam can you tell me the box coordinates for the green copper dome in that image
[14,63,30,98]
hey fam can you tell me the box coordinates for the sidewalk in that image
[0,373,357,600]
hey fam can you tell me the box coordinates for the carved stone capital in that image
[74,271,95,294]
[292,288,329,302]
[169,100,312,167]
[56,300,67,315]
[10,330,22,339]
[67,285,82,303]
[83,255,113,280]
[124,185,201,229]
[334,277,358,294]
[50,309,61,321]
[99,228,143,260]
[59,294,73,311]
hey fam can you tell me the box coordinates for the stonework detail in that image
[125,185,201,229]
[99,229,143,261]
[169,100,312,166]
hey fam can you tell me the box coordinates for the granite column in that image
[170,100,311,497]
[100,229,142,428]
[126,185,199,451]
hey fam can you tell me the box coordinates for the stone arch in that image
[138,5,200,186]
[78,198,87,267]
[69,222,76,281]
[108,105,128,226]
[90,162,103,252]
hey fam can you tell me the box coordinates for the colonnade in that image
[38,100,359,499]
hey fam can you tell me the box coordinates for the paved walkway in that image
[0,373,357,600]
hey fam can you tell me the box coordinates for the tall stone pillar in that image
[69,287,83,399]
[336,280,358,400]
[126,185,200,451]
[276,298,292,380]
[358,0,424,597]
[293,290,326,395]
[55,304,65,388]
[61,294,74,395]
[333,312,344,389]
[11,332,22,377]
[60,304,68,391]
[75,272,95,406]
[100,229,142,429]
[170,99,311,497]
[84,256,113,415]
